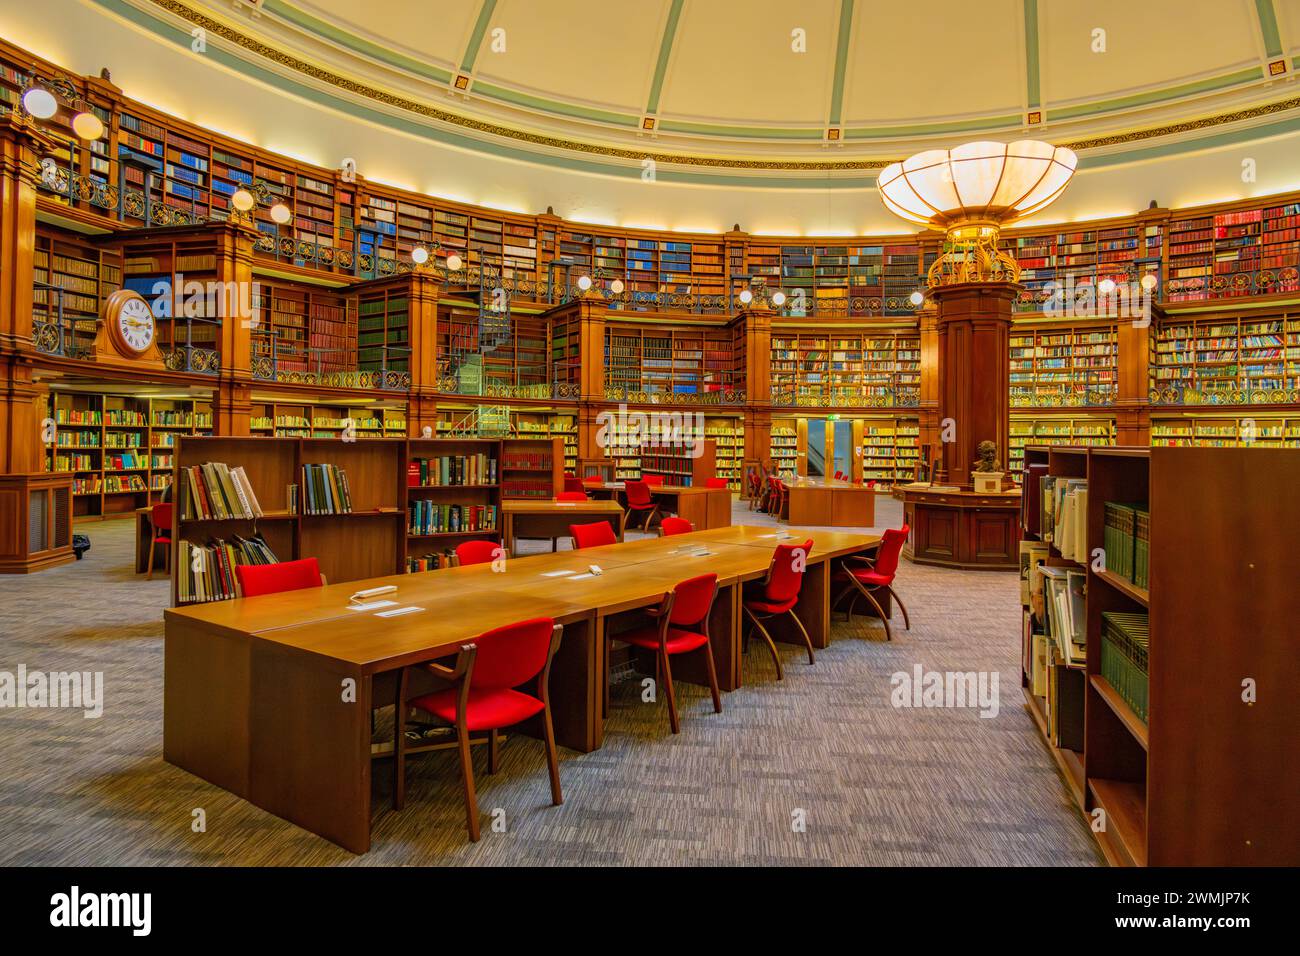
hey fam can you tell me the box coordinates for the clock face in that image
[104,292,156,357]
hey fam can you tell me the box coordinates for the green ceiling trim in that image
[262,0,453,83]
[828,0,855,126]
[1023,0,1040,108]
[471,81,640,127]
[1048,67,1264,121]
[1254,0,1284,59]
[658,120,826,139]
[1074,113,1300,169]
[844,114,1024,139]
[646,0,685,115]
[92,0,880,188]
[460,0,498,73]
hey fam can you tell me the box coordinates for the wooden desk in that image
[784,478,875,528]
[582,483,731,531]
[894,483,1021,571]
[163,527,879,852]
[135,506,165,573]
[501,499,625,553]
[652,485,731,530]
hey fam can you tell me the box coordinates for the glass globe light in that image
[230,189,255,212]
[71,111,104,140]
[411,246,430,265]
[22,87,57,119]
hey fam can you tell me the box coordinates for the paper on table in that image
[347,599,399,612]
[540,569,576,577]
[376,606,425,618]
[568,573,596,580]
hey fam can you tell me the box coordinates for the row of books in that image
[406,550,458,573]
[1041,476,1088,562]
[1100,611,1150,724]
[301,463,352,515]
[1103,502,1150,589]
[407,455,498,487]
[176,534,280,604]
[178,462,264,520]
[407,502,497,535]
[1039,565,1087,666]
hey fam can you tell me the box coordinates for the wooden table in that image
[163,526,879,853]
[501,498,625,554]
[784,477,875,528]
[582,483,731,530]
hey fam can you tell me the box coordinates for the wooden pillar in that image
[406,272,441,437]
[1115,312,1152,445]
[211,222,257,436]
[930,282,1017,488]
[0,114,55,474]
[738,307,772,473]
[915,301,941,475]
[575,296,606,403]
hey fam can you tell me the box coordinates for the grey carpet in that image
[0,496,1101,865]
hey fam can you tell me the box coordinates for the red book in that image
[407,460,420,487]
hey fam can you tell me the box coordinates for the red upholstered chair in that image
[235,556,324,597]
[833,471,845,481]
[767,478,789,519]
[393,617,563,842]
[658,516,694,536]
[608,573,721,733]
[832,525,911,642]
[570,520,618,549]
[557,490,589,501]
[742,540,815,679]
[563,476,586,494]
[745,467,763,510]
[455,539,503,567]
[640,474,666,487]
[146,502,173,581]
[623,479,660,531]
[705,477,729,489]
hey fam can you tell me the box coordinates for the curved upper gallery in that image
[9,0,1300,234]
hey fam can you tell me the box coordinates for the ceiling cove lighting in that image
[878,140,1077,287]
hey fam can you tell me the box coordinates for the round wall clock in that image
[102,289,157,358]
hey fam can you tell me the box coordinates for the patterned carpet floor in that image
[0,496,1101,866]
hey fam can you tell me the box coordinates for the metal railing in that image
[251,333,411,390]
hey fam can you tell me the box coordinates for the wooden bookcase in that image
[1003,223,1164,314]
[47,390,212,517]
[1148,311,1300,403]
[248,400,406,439]
[1009,323,1119,407]
[605,324,740,396]
[171,435,559,604]
[1021,445,1298,865]
[639,438,716,487]
[770,327,920,406]
[1149,412,1300,447]
[32,229,123,356]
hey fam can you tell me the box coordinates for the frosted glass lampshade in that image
[610,278,624,294]
[411,246,430,264]
[71,111,104,140]
[445,253,463,271]
[270,203,291,224]
[21,87,57,119]
[577,274,592,291]
[878,140,1077,228]
[230,189,255,212]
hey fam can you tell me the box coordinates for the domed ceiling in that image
[142,0,1300,166]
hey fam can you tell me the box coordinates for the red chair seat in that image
[154,533,172,544]
[744,596,798,615]
[845,567,893,587]
[410,686,544,732]
[617,625,710,655]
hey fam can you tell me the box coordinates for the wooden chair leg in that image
[488,728,500,774]
[885,585,911,630]
[164,542,171,574]
[146,535,156,581]
[786,608,816,665]
[742,607,784,680]
[541,704,563,806]
[701,643,722,714]
[456,726,481,841]
[660,649,680,734]
[854,582,893,642]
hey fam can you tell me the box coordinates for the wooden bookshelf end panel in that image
[299,513,402,587]
[299,438,404,513]
[1146,448,1300,866]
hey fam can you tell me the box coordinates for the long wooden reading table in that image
[164,526,879,852]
